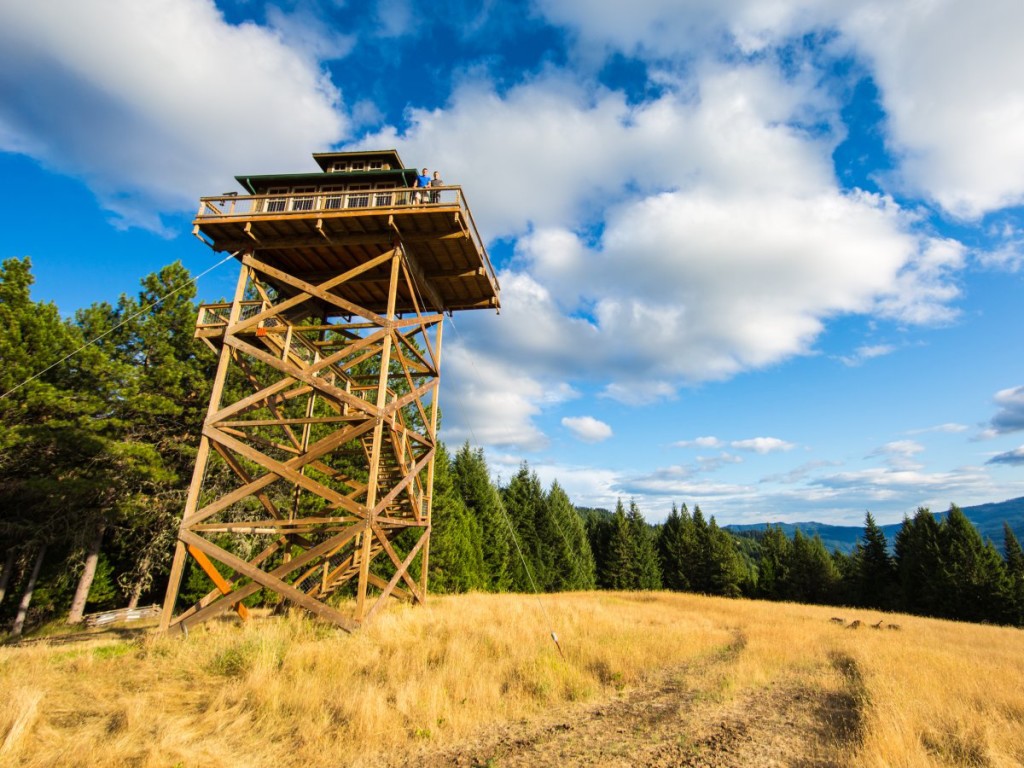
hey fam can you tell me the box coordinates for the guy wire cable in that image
[1,251,238,402]
[444,312,566,660]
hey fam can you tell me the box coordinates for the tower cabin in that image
[192,149,499,314]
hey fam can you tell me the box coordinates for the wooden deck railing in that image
[195,185,496,288]
[196,187,463,217]
[196,300,266,328]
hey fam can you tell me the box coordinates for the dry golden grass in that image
[1,591,1022,767]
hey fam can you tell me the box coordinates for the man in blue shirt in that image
[414,168,431,203]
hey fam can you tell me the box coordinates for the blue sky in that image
[2,0,1024,525]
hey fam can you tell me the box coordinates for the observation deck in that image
[192,184,500,316]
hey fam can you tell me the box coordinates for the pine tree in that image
[584,509,616,589]
[786,530,839,604]
[501,463,548,591]
[0,257,164,628]
[830,548,856,605]
[453,442,511,591]
[938,505,1009,623]
[628,500,662,590]
[546,481,596,590]
[756,525,791,600]
[604,500,638,590]
[67,264,211,612]
[705,516,743,597]
[657,504,691,591]
[427,443,485,593]
[893,508,943,616]
[1003,523,1024,626]
[852,512,895,609]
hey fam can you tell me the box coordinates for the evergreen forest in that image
[3,258,1024,636]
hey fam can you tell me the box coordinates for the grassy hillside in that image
[725,495,1024,553]
[2,592,1023,767]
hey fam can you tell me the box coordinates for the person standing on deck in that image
[414,167,431,203]
[429,170,444,203]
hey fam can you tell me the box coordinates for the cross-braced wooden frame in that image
[160,246,443,633]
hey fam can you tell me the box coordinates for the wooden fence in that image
[83,604,160,628]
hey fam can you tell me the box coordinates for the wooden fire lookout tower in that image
[160,150,500,633]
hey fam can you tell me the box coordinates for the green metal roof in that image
[235,168,418,194]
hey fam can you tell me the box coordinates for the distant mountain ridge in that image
[723,496,1024,554]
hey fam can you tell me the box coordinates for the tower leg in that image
[357,250,400,621]
[420,320,443,602]
[161,264,249,632]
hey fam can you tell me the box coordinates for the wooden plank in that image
[371,446,434,517]
[210,440,289,520]
[192,521,358,533]
[366,573,411,602]
[205,375,298,427]
[374,516,429,528]
[382,378,437,425]
[421,319,443,599]
[174,535,292,624]
[218,415,360,428]
[197,229,470,250]
[187,545,250,620]
[231,354,304,450]
[218,426,302,456]
[356,251,400,621]
[394,321,441,373]
[390,333,433,431]
[398,241,447,314]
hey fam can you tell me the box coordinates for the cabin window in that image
[347,183,370,208]
[374,183,394,206]
[291,186,316,211]
[265,187,288,213]
[321,185,344,209]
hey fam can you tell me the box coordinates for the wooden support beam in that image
[356,251,401,621]
[187,545,250,620]
[161,263,250,630]
[366,526,427,621]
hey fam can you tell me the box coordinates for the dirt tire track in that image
[398,634,864,768]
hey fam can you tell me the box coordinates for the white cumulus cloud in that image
[0,0,348,231]
[988,386,1024,435]
[674,436,724,449]
[561,416,613,443]
[731,437,795,454]
[537,0,1024,220]
[369,61,965,450]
